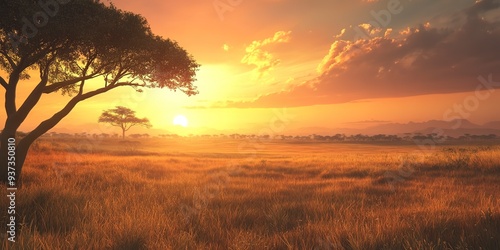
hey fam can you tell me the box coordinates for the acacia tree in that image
[98,106,151,139]
[0,0,199,184]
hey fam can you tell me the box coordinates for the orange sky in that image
[2,0,500,135]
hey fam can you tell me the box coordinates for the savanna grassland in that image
[1,137,500,249]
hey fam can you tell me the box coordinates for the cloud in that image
[241,31,292,78]
[467,0,500,17]
[220,1,500,108]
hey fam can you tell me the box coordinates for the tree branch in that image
[4,69,22,117]
[43,74,98,93]
[17,45,56,71]
[0,49,16,69]
[125,123,135,131]
[0,76,7,89]
[114,81,145,88]
[78,55,96,95]
[12,65,51,129]
[78,79,85,95]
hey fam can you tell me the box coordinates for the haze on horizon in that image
[1,0,500,136]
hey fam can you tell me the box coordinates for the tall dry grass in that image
[1,138,499,249]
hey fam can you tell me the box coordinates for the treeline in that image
[4,131,498,142]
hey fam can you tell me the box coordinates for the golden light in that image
[173,115,188,127]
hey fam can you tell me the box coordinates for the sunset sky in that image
[2,0,500,135]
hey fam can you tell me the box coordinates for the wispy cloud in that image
[241,31,292,79]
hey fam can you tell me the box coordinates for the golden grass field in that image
[1,137,500,249]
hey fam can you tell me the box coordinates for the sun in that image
[173,115,188,127]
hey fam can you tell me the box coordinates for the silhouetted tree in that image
[98,106,151,139]
[0,0,199,184]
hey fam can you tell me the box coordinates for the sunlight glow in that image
[173,115,188,127]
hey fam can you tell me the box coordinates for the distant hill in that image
[483,121,500,130]
[415,127,500,138]
[288,126,339,136]
[362,119,484,135]
[293,119,500,137]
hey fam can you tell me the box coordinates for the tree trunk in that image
[0,133,13,185]
[1,119,16,184]
[122,128,125,139]
[1,70,48,185]
[1,130,36,186]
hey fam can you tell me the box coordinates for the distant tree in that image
[0,0,199,183]
[98,106,151,139]
[332,134,345,141]
[129,134,142,139]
